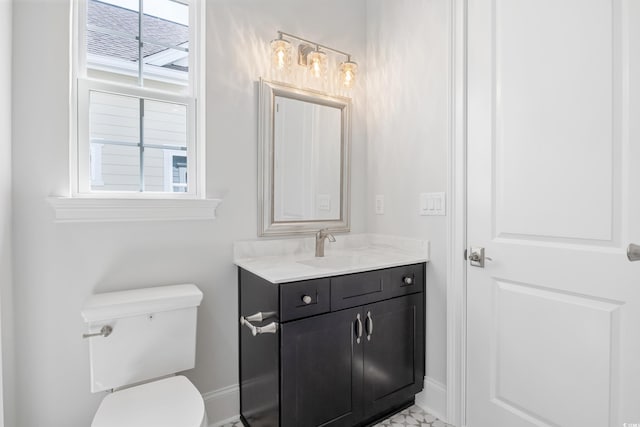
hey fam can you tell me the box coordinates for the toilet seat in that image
[92,375,205,427]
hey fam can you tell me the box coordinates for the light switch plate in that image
[420,192,446,216]
[375,195,384,215]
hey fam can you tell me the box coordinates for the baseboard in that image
[415,377,447,423]
[203,384,239,427]
[204,379,447,427]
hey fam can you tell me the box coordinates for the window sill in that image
[47,197,222,223]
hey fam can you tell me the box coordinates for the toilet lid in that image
[92,376,205,427]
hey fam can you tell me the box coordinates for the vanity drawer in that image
[387,263,424,298]
[280,278,330,322]
[330,269,390,311]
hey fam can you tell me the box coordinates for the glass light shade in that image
[307,50,328,79]
[270,38,292,71]
[340,61,358,88]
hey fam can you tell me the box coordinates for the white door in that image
[466,1,640,426]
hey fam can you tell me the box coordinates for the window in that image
[75,0,202,197]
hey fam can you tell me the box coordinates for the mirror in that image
[273,96,341,222]
[258,79,351,236]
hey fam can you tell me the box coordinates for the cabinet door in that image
[362,293,425,418]
[280,307,364,427]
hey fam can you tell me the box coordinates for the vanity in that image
[235,235,429,427]
[239,79,428,426]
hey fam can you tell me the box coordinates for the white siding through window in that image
[89,91,187,192]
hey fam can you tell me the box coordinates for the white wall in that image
[10,0,451,424]
[366,0,450,417]
[11,0,366,425]
[0,0,13,425]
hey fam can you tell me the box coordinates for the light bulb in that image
[270,38,291,72]
[340,60,358,88]
[306,50,327,79]
[345,70,353,83]
[312,58,321,77]
[277,50,285,68]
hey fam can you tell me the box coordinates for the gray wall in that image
[0,0,13,425]
[366,0,450,412]
[11,0,366,425]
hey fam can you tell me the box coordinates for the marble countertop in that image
[233,234,430,283]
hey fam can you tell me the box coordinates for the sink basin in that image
[297,254,385,269]
[297,256,360,269]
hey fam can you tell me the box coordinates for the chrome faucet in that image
[315,228,336,257]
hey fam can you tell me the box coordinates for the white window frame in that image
[90,142,104,186]
[71,0,206,200]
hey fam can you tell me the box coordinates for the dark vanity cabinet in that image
[238,263,425,427]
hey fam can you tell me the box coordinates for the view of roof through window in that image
[86,0,189,85]
[99,0,188,24]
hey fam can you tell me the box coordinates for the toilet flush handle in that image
[82,325,113,339]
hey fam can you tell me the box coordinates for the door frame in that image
[445,0,468,426]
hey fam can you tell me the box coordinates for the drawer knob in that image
[403,276,413,285]
[302,295,312,304]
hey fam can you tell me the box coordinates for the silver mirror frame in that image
[258,78,351,236]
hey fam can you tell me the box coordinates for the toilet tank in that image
[81,284,203,393]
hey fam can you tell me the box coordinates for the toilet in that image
[81,284,208,427]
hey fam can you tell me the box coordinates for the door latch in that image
[469,247,492,268]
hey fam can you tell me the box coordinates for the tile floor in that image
[373,405,454,427]
[220,405,454,427]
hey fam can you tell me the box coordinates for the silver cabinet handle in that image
[628,243,640,261]
[242,311,276,322]
[82,325,113,339]
[365,311,373,341]
[403,276,413,285]
[256,322,278,334]
[302,295,312,304]
[355,313,363,344]
[240,316,279,336]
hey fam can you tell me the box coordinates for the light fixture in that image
[270,34,292,72]
[296,44,327,79]
[339,58,357,88]
[306,47,328,79]
[271,31,357,88]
